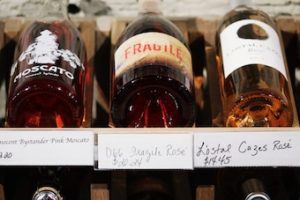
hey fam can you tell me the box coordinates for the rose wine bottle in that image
[215,0,297,127]
[110,0,195,127]
[6,0,86,127]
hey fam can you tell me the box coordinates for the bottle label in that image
[10,29,84,83]
[220,19,287,79]
[114,32,193,80]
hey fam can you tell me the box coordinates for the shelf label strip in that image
[194,131,300,167]
[97,133,193,169]
[0,131,94,166]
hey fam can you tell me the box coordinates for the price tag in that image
[0,131,94,166]
[97,133,193,169]
[194,131,299,167]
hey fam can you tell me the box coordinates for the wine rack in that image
[0,16,299,200]
[0,183,217,200]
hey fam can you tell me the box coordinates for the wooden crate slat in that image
[196,185,215,200]
[172,172,192,200]
[275,16,297,46]
[96,16,113,37]
[204,46,223,127]
[173,20,189,41]
[188,27,206,107]
[275,16,300,126]
[91,184,109,200]
[296,16,300,60]
[3,18,25,41]
[94,17,112,114]
[0,21,6,122]
[194,18,219,47]
[111,19,127,47]
[0,184,4,200]
[111,172,126,200]
[93,17,113,127]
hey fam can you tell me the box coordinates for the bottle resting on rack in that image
[32,167,64,200]
[216,168,288,200]
[6,0,86,127]
[32,187,62,200]
[110,0,195,127]
[215,3,295,127]
[127,172,174,200]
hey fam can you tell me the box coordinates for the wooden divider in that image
[0,184,4,200]
[0,21,6,125]
[196,185,215,200]
[111,171,127,200]
[91,184,109,200]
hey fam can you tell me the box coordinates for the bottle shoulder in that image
[217,6,276,33]
[115,14,188,48]
[19,20,82,41]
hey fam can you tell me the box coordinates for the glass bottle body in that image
[6,20,86,127]
[216,168,288,200]
[216,6,295,127]
[111,14,195,127]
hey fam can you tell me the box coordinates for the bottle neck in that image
[138,0,162,15]
[32,167,65,200]
[230,0,252,9]
[38,0,69,21]
[32,186,62,200]
[242,178,270,200]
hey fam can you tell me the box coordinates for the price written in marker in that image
[0,152,13,159]
[194,131,298,167]
[0,131,94,166]
[98,133,193,169]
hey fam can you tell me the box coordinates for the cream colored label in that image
[114,32,193,80]
[220,19,287,79]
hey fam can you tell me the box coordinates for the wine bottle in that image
[32,167,64,200]
[216,168,288,200]
[127,171,174,200]
[6,0,86,127]
[241,178,270,200]
[110,0,195,127]
[215,0,297,127]
[32,186,62,200]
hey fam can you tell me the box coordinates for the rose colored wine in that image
[110,1,195,127]
[216,5,296,127]
[6,20,86,127]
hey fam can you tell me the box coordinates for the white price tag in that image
[98,133,193,169]
[194,131,299,167]
[0,131,94,166]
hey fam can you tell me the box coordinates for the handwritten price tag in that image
[194,131,299,167]
[97,133,193,169]
[0,131,94,166]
